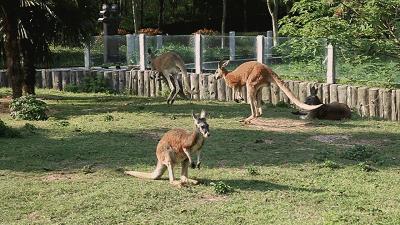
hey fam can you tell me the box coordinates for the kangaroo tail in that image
[125,162,166,180]
[269,70,322,111]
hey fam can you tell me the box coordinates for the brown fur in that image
[148,50,191,104]
[215,61,322,122]
[304,102,352,120]
[125,111,209,187]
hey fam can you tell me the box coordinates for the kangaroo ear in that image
[200,110,207,119]
[222,60,230,68]
[192,111,198,120]
[310,86,317,95]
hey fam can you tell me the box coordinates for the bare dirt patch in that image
[245,118,313,132]
[199,194,228,203]
[310,134,390,147]
[41,172,78,182]
[27,212,41,221]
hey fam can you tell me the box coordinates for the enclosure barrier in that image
[0,68,399,121]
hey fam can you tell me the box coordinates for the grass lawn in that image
[1,88,400,224]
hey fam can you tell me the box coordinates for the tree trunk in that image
[267,0,279,46]
[21,39,36,95]
[221,0,227,47]
[158,0,165,29]
[140,0,144,28]
[132,0,139,33]
[243,0,247,32]
[3,2,23,98]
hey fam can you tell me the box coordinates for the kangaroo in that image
[147,49,192,104]
[292,86,352,120]
[214,60,322,123]
[125,110,209,186]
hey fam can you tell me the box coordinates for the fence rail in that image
[1,68,399,121]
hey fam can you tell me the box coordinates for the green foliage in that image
[210,181,234,195]
[319,160,341,169]
[246,165,260,176]
[0,119,20,138]
[9,95,48,121]
[157,44,194,62]
[357,162,378,172]
[104,114,114,122]
[341,145,375,161]
[64,74,114,94]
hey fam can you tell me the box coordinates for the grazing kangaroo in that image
[125,110,209,186]
[214,60,322,122]
[292,86,352,120]
[147,49,192,104]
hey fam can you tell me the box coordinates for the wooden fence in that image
[0,68,399,121]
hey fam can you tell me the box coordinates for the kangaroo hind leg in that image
[181,159,199,185]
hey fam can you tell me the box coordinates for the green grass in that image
[1,88,400,224]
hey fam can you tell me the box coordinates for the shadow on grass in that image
[1,126,399,173]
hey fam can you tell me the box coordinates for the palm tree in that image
[0,0,99,98]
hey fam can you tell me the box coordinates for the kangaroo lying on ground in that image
[147,49,192,104]
[214,60,322,123]
[125,110,209,186]
[292,86,352,120]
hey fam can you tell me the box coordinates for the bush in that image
[10,96,48,121]
[319,160,341,169]
[246,165,260,176]
[210,181,234,195]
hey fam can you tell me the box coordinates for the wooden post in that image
[217,78,226,101]
[190,73,200,100]
[351,86,358,109]
[292,81,300,99]
[132,70,138,95]
[298,82,308,103]
[149,71,156,97]
[326,43,336,84]
[61,69,70,90]
[112,70,119,92]
[199,73,208,100]
[368,88,379,118]
[262,84,271,104]
[357,87,369,118]
[103,71,113,89]
[208,75,217,100]
[118,70,126,93]
[229,31,235,60]
[346,86,352,108]
[155,72,162,97]
[52,70,62,90]
[138,70,144,96]
[271,83,279,105]
[392,90,397,121]
[226,85,233,101]
[329,84,338,103]
[383,89,392,120]
[322,84,330,104]
[316,83,323,101]
[144,70,150,97]
[337,85,347,104]
[280,81,290,103]
[256,35,264,63]
[139,33,146,71]
[195,34,203,74]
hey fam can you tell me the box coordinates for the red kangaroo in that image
[214,60,322,122]
[125,110,209,187]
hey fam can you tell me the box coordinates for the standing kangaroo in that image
[292,86,352,120]
[125,110,209,186]
[214,60,322,122]
[147,49,192,104]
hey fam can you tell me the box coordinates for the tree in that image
[267,0,279,46]
[132,0,140,33]
[0,0,99,98]
[158,0,165,29]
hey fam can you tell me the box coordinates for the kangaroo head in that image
[192,110,210,138]
[214,60,230,80]
[305,86,322,105]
